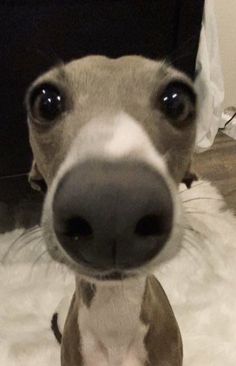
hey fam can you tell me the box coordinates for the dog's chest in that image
[78,282,148,366]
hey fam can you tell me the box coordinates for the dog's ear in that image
[28,161,47,193]
[182,170,198,189]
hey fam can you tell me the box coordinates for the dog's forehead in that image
[59,55,167,85]
[34,55,181,102]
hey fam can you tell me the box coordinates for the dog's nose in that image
[53,161,173,270]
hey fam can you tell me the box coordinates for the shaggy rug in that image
[0,181,236,365]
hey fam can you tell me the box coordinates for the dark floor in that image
[0,177,43,233]
[193,132,236,212]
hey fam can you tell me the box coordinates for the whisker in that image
[1,226,41,263]
[162,34,200,71]
[181,244,198,262]
[0,172,28,181]
[175,221,206,241]
[45,256,55,276]
[182,237,202,264]
[14,233,43,253]
[166,49,198,69]
[184,210,223,219]
[179,181,207,194]
[29,250,49,276]
[33,47,64,66]
[184,225,206,241]
[183,233,200,251]
[182,197,225,204]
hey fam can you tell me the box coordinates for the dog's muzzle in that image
[53,160,173,271]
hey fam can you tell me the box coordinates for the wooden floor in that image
[193,132,236,212]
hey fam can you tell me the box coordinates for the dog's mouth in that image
[52,225,174,282]
[50,240,140,281]
[92,270,132,281]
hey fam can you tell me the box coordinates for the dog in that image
[26,55,197,366]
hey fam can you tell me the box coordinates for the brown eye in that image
[159,81,196,124]
[29,83,65,124]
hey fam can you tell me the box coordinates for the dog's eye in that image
[29,83,64,123]
[159,81,196,124]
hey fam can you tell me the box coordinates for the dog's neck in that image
[61,274,182,366]
[75,275,148,366]
[76,274,146,307]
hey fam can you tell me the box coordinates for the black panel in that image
[173,0,204,76]
[0,0,204,209]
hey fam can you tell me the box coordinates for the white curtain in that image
[195,0,225,152]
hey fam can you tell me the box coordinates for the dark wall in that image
[0,0,204,205]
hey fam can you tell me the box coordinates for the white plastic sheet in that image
[195,0,225,151]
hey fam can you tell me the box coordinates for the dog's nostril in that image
[135,214,163,237]
[64,216,93,239]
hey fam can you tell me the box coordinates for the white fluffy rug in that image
[0,181,236,365]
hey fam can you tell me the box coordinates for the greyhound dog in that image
[26,55,197,366]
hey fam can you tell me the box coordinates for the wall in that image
[215,0,236,107]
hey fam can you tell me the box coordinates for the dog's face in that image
[26,56,197,281]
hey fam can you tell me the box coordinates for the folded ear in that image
[181,170,198,189]
[28,160,47,193]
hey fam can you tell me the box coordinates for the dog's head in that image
[25,56,197,281]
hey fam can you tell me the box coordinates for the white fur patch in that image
[79,279,148,366]
[50,111,168,185]
[103,113,167,175]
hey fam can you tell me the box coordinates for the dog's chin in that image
[59,254,142,283]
